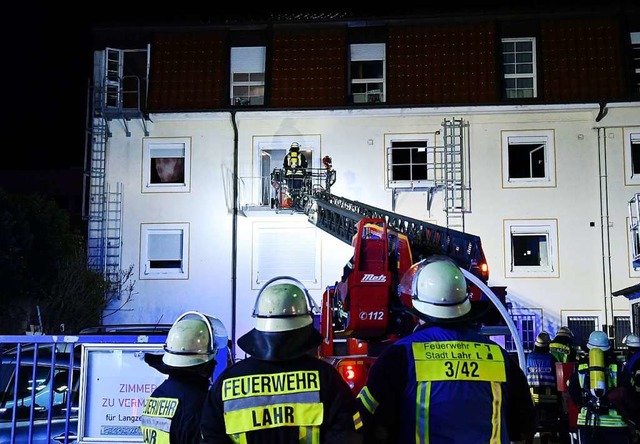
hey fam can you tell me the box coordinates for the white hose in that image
[461,270,526,372]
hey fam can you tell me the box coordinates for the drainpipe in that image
[597,126,614,335]
[230,110,238,358]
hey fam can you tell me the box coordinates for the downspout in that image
[597,126,614,334]
[230,110,238,358]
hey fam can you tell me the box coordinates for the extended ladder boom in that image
[308,191,489,281]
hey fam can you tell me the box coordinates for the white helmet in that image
[623,333,640,348]
[403,257,470,319]
[586,330,610,351]
[252,276,319,332]
[162,311,226,367]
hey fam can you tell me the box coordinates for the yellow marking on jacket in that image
[141,397,179,418]
[413,341,506,382]
[222,371,320,400]
[224,402,323,434]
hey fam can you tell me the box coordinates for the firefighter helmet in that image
[586,330,610,351]
[162,311,224,367]
[238,276,323,360]
[404,256,470,320]
[623,333,640,349]
[535,331,552,348]
[555,326,574,339]
[290,142,300,152]
[252,277,318,332]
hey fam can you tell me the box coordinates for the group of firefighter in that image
[136,252,640,443]
[526,324,640,444]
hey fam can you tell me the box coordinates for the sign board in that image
[77,343,167,443]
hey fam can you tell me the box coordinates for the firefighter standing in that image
[550,326,578,364]
[567,330,631,444]
[356,256,536,444]
[140,311,227,444]
[526,331,566,444]
[200,276,363,443]
[283,142,308,196]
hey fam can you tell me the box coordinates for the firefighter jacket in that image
[356,324,536,444]
[567,356,628,428]
[549,336,577,363]
[199,354,363,444]
[283,151,308,177]
[140,374,210,444]
[526,347,560,405]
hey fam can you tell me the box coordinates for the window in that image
[140,223,189,279]
[624,128,640,185]
[385,134,437,188]
[614,316,631,349]
[567,316,598,349]
[502,130,556,188]
[350,43,385,104]
[251,222,321,289]
[247,135,320,210]
[142,137,191,193]
[504,313,536,352]
[504,219,559,277]
[231,46,266,106]
[502,37,537,99]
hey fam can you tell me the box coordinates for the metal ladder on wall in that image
[441,118,470,232]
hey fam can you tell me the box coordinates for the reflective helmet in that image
[252,276,319,332]
[586,330,610,351]
[555,326,574,339]
[290,142,300,152]
[535,331,552,348]
[402,256,470,319]
[623,333,640,348]
[162,311,226,367]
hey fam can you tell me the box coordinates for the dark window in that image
[508,142,545,179]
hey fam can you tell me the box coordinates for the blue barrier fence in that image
[0,333,228,444]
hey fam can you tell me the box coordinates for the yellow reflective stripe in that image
[413,341,506,382]
[223,371,320,400]
[299,425,320,444]
[415,381,430,444]
[141,426,170,444]
[142,397,180,418]
[353,411,363,430]
[229,432,247,444]
[224,402,323,434]
[490,382,502,443]
[356,386,378,414]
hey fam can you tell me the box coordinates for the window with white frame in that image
[350,43,385,104]
[251,222,321,289]
[501,37,537,99]
[251,136,319,208]
[567,316,599,349]
[385,134,437,188]
[502,130,556,188]
[142,137,191,193]
[231,46,266,106]
[624,128,640,185]
[140,223,189,279]
[504,219,559,277]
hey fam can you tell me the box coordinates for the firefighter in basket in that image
[283,142,308,196]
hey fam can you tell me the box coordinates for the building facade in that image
[86,4,640,356]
